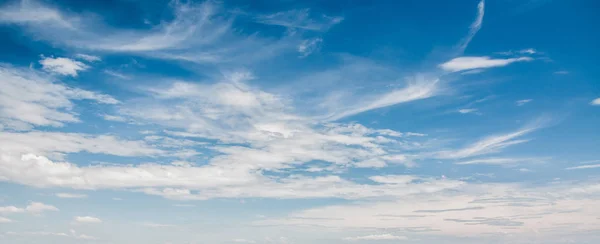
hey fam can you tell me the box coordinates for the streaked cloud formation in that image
[0,0,598,243]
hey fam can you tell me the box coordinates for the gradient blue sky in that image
[0,0,599,243]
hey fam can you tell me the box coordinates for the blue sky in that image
[0,0,599,243]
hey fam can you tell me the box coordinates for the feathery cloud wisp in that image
[439,56,533,72]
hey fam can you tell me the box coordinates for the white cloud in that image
[25,202,59,214]
[0,65,118,130]
[5,230,96,240]
[437,127,536,159]
[456,157,546,166]
[457,0,485,52]
[325,75,438,120]
[74,54,101,62]
[55,193,87,199]
[39,57,89,77]
[343,234,407,241]
[554,70,569,75]
[0,131,164,158]
[263,181,600,239]
[142,222,175,228]
[439,56,533,72]
[104,70,130,80]
[591,98,600,106]
[74,216,102,223]
[0,216,12,223]
[458,108,478,114]
[233,239,256,243]
[102,114,127,122]
[255,9,343,31]
[0,1,302,64]
[516,99,532,106]
[297,38,322,57]
[0,202,58,215]
[0,206,25,214]
[566,161,600,170]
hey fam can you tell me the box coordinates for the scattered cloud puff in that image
[439,56,533,72]
[55,193,87,199]
[591,98,600,106]
[74,216,102,223]
[39,57,89,77]
[0,216,12,223]
[516,99,533,106]
[343,234,408,241]
[0,202,58,215]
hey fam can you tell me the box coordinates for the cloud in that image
[439,56,533,72]
[0,65,118,130]
[74,54,101,62]
[74,216,102,223]
[458,108,478,114]
[591,98,600,106]
[25,202,59,214]
[263,181,600,239]
[324,75,439,121]
[297,38,322,57]
[456,0,485,52]
[5,230,96,240]
[456,157,546,166]
[0,1,302,64]
[102,114,127,122]
[142,222,175,228]
[343,234,407,241]
[0,206,25,214]
[233,239,256,243]
[0,216,12,223]
[55,193,87,198]
[554,70,569,75]
[0,131,164,158]
[255,9,343,31]
[39,57,89,77]
[516,99,533,106]
[103,70,130,80]
[566,160,600,170]
[0,202,58,215]
[436,127,537,159]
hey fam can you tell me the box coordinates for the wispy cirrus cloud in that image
[0,64,118,130]
[516,99,533,106]
[439,56,533,72]
[0,1,321,65]
[456,0,485,52]
[436,127,538,159]
[254,9,343,32]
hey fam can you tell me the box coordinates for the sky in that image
[0,0,599,243]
